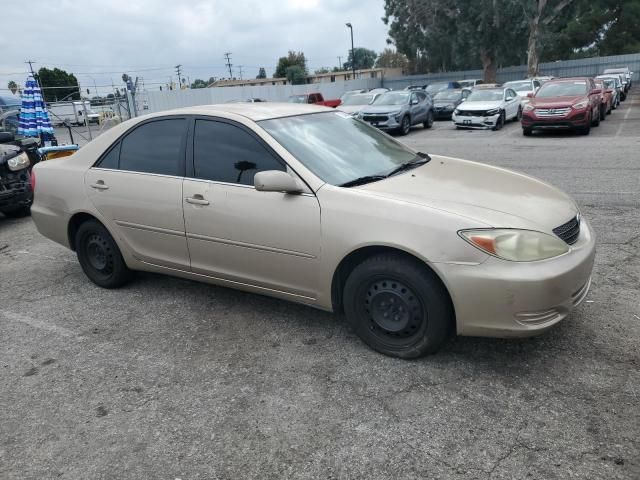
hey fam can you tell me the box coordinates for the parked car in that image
[0,132,33,218]
[521,77,602,136]
[368,88,391,95]
[594,79,613,118]
[603,67,632,90]
[30,104,595,358]
[452,87,521,130]
[425,81,462,95]
[457,79,484,89]
[340,89,367,103]
[359,90,434,135]
[405,85,428,91]
[596,76,621,109]
[503,79,542,103]
[0,109,20,136]
[287,93,341,108]
[337,92,379,116]
[432,89,470,119]
[0,95,21,114]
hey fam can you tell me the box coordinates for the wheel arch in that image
[330,245,456,322]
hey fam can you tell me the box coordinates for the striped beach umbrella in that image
[17,75,54,140]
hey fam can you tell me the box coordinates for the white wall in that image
[142,78,382,114]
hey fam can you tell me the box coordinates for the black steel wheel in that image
[75,220,133,288]
[343,253,453,358]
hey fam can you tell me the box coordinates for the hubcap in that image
[364,279,423,339]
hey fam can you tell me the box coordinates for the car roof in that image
[167,102,333,121]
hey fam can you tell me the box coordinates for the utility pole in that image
[238,66,244,80]
[25,59,36,76]
[224,52,233,78]
[346,23,356,80]
[337,56,342,70]
[175,64,182,89]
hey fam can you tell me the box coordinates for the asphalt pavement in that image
[1,90,639,479]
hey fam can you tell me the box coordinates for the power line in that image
[224,52,233,78]
[175,64,182,87]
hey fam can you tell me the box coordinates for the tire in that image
[343,253,453,359]
[75,219,134,288]
[399,115,411,136]
[515,106,522,122]
[492,111,504,131]
[592,108,600,127]
[522,128,532,136]
[423,110,434,129]
[1,206,31,218]
[600,105,606,121]
[579,114,591,135]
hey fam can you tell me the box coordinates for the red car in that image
[521,77,602,136]
[594,79,613,118]
[287,93,341,108]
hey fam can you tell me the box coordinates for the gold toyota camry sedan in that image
[31,104,595,358]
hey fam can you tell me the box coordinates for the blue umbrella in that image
[18,75,54,141]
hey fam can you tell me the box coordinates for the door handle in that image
[185,195,210,206]
[90,181,109,190]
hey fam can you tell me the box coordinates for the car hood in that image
[457,101,501,111]
[530,95,584,108]
[337,105,365,114]
[361,104,407,114]
[356,155,577,232]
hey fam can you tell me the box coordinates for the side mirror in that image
[254,170,303,194]
[505,96,514,101]
[0,131,15,143]
[410,99,419,105]
[606,89,613,94]
[526,92,534,98]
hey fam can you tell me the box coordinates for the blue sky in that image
[1,0,390,95]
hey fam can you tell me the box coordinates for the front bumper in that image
[0,169,33,212]
[435,218,596,338]
[361,114,402,130]
[522,108,589,130]
[452,112,500,129]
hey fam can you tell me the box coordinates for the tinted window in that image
[98,143,120,169]
[119,119,185,176]
[193,120,284,186]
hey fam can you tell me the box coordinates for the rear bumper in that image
[435,218,596,338]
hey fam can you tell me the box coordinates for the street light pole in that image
[346,23,355,80]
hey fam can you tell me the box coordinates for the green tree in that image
[314,67,330,74]
[256,67,267,79]
[286,65,307,85]
[190,78,209,88]
[274,51,307,78]
[375,48,409,70]
[344,48,377,70]
[7,81,18,95]
[37,67,80,102]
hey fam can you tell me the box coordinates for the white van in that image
[48,101,100,126]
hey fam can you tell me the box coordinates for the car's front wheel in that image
[399,115,411,136]
[75,219,134,288]
[492,111,505,131]
[343,253,453,358]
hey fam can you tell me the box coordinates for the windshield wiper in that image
[386,152,431,177]
[339,175,387,188]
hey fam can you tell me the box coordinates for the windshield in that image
[259,112,417,186]
[342,94,375,106]
[504,81,532,92]
[434,91,461,101]
[425,83,448,94]
[372,92,410,106]
[602,79,615,89]
[536,81,587,98]
[288,95,308,104]
[466,89,503,102]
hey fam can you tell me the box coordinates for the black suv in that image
[0,132,34,218]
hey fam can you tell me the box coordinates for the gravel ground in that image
[1,90,639,479]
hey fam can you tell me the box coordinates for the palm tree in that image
[7,81,18,95]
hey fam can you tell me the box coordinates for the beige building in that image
[208,68,404,88]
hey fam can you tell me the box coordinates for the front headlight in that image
[572,100,588,109]
[486,108,500,116]
[523,104,535,112]
[7,152,30,171]
[453,109,460,115]
[459,229,569,262]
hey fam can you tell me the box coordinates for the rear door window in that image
[118,119,186,176]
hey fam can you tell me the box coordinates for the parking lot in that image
[1,90,639,479]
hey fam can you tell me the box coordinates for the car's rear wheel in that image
[2,206,31,218]
[423,110,434,129]
[591,108,600,127]
[343,253,453,358]
[600,105,606,120]
[399,115,411,135]
[75,220,134,288]
[492,112,504,131]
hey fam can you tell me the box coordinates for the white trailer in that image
[47,101,100,126]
